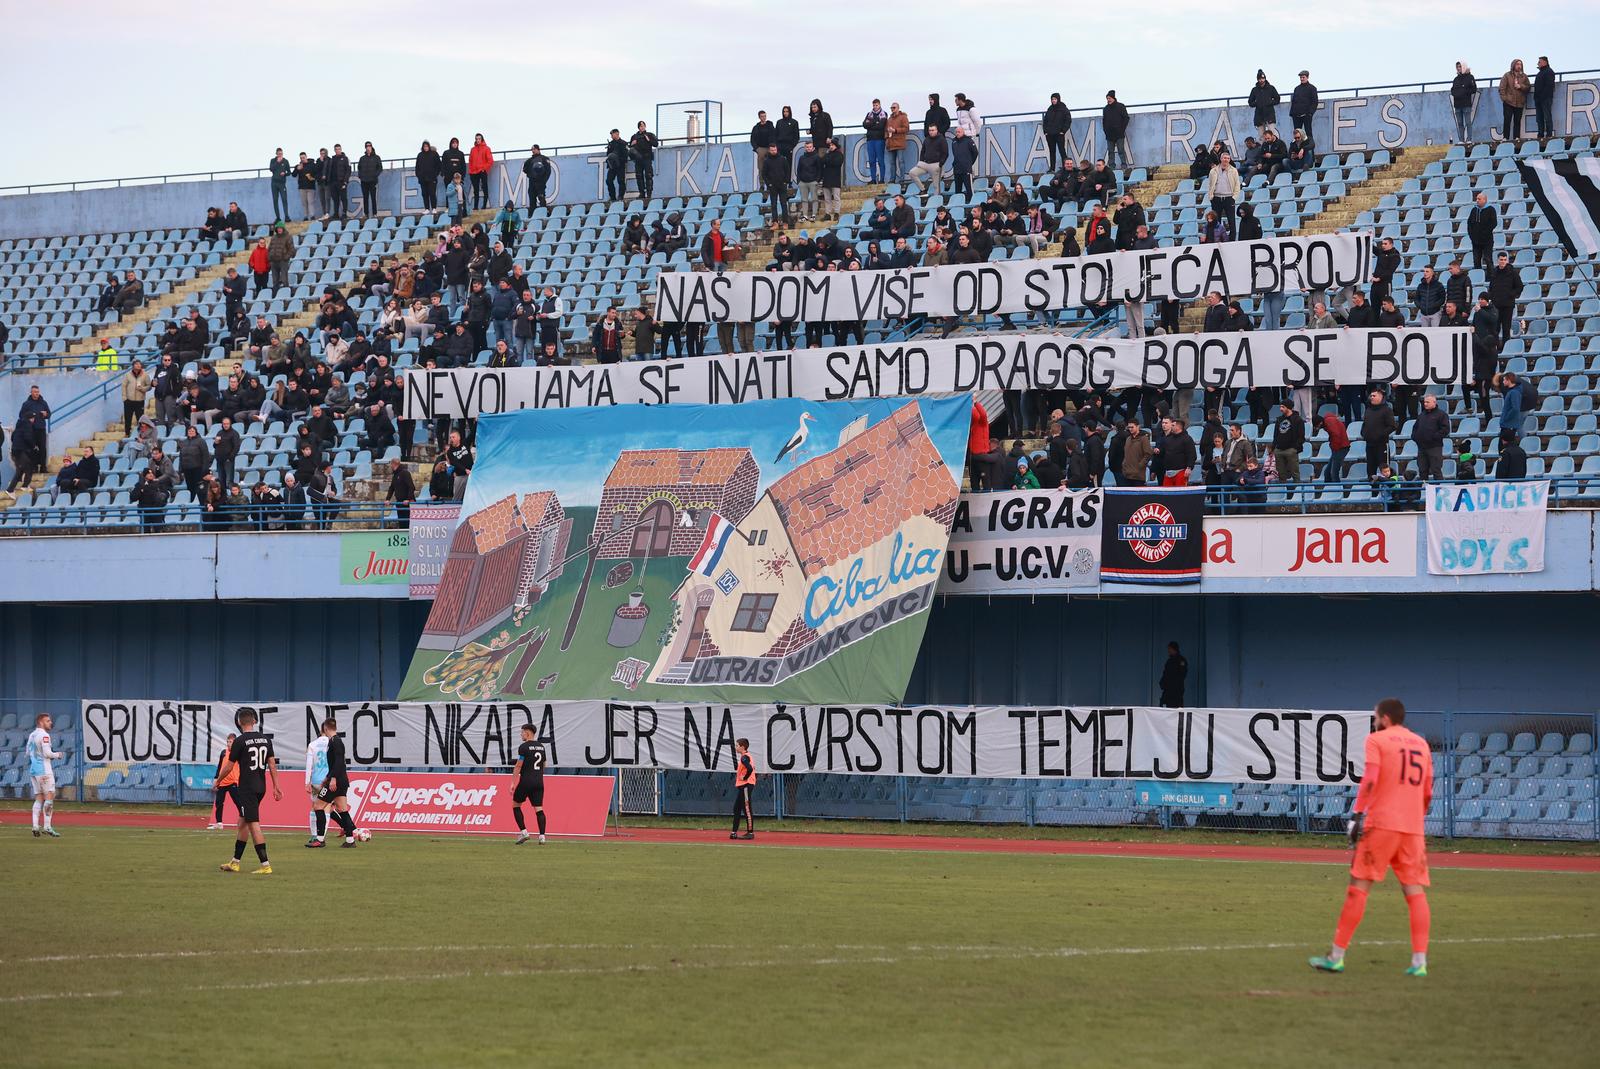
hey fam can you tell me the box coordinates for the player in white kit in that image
[27,713,65,838]
[304,732,331,847]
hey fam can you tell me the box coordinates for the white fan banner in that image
[401,327,1469,419]
[1425,480,1549,575]
[81,700,1368,785]
[939,490,1103,593]
[654,231,1372,323]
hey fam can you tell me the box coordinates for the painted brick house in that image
[420,491,570,649]
[651,403,959,686]
[594,448,760,560]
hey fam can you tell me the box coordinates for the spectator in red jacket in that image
[1317,411,1350,482]
[248,239,270,292]
[967,399,991,490]
[467,133,494,210]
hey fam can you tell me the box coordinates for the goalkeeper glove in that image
[1346,811,1365,847]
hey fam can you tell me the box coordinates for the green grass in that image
[3,819,1597,1067]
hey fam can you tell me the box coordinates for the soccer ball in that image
[355,828,372,842]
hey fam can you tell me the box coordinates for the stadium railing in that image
[5,69,1596,197]
[1,478,1594,537]
[10,701,1593,841]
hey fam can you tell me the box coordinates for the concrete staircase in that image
[3,211,488,511]
[1169,145,1454,332]
[1290,144,1450,236]
[0,417,125,507]
[53,221,316,366]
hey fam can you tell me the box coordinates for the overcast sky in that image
[4,1,1592,188]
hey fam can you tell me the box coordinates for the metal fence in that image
[5,69,1597,197]
[7,700,1592,841]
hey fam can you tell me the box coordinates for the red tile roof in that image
[767,404,957,576]
[603,448,755,488]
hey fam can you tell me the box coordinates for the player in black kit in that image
[316,718,362,848]
[217,709,283,875]
[512,723,547,845]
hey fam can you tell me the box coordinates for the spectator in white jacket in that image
[1206,152,1242,238]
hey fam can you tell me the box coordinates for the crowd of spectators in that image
[0,61,1575,528]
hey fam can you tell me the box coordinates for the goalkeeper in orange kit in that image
[1310,697,1433,978]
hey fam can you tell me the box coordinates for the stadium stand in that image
[5,129,1598,531]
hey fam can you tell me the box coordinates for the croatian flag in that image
[689,514,737,577]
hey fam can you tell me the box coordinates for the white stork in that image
[774,411,815,464]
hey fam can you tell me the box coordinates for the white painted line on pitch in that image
[2,932,1593,1004]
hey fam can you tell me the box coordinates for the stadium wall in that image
[4,80,1597,240]
[3,590,1596,714]
[2,509,1596,602]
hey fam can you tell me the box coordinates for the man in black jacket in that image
[1411,393,1450,480]
[1370,236,1400,308]
[1289,71,1318,137]
[1412,265,1447,327]
[1486,251,1523,346]
[1248,70,1280,138]
[1534,57,1557,141]
[522,145,552,211]
[1444,259,1472,309]
[328,144,352,220]
[1272,401,1305,482]
[1102,91,1129,168]
[386,456,417,524]
[1466,192,1497,273]
[604,130,629,201]
[1361,388,1398,473]
[807,99,833,148]
[441,138,468,189]
[293,151,319,220]
[415,141,441,211]
[629,122,659,200]
[1159,642,1187,708]
[1042,93,1072,171]
[356,142,382,218]
[1494,430,1528,479]
[749,111,775,173]
[906,126,948,193]
[759,144,790,224]
[1344,289,1377,328]
[1155,417,1197,486]
[924,93,950,137]
[222,268,248,326]
[862,99,888,183]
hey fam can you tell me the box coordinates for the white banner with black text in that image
[81,700,1368,785]
[403,327,1469,419]
[655,232,1372,323]
[939,490,1102,593]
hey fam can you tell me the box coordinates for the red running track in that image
[18,809,1600,872]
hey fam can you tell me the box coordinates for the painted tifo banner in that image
[1426,480,1549,575]
[397,396,970,705]
[408,503,462,599]
[81,700,1369,785]
[940,489,1101,593]
[402,327,1469,420]
[339,530,409,586]
[1100,488,1204,584]
[255,770,614,838]
[1204,514,1417,578]
[655,232,1370,323]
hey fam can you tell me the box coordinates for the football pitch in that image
[3,817,1597,1068]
